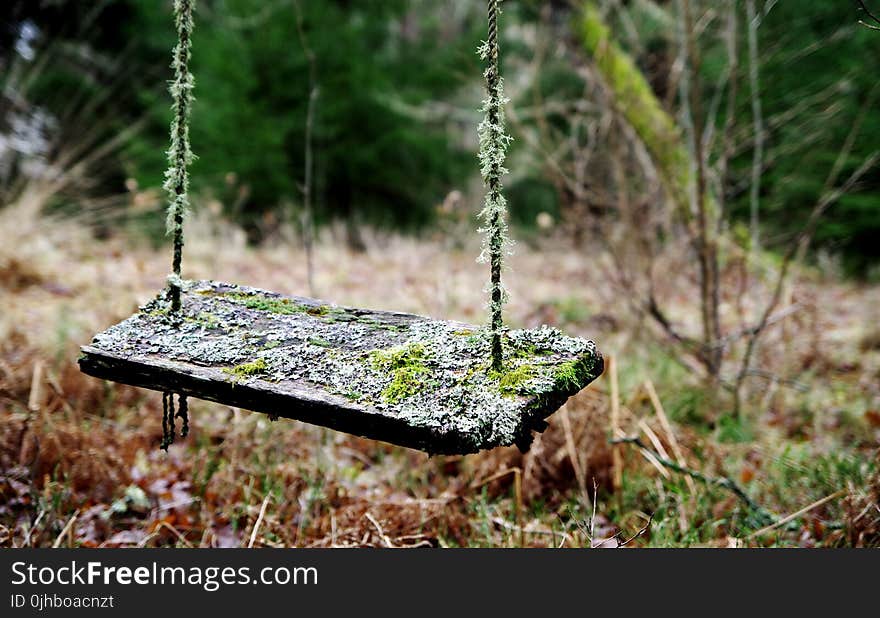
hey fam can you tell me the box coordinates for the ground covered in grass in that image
[1,210,878,547]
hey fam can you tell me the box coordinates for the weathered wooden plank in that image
[78,280,603,455]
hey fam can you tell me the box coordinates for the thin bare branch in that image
[611,436,775,525]
[733,151,879,414]
[248,495,271,548]
[746,0,764,254]
[293,0,318,297]
[857,1,880,28]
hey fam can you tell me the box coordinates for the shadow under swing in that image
[78,0,604,456]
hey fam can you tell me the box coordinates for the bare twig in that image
[560,405,591,509]
[734,78,879,415]
[23,509,45,547]
[248,495,271,548]
[53,510,79,548]
[470,466,525,545]
[732,151,879,414]
[615,513,654,548]
[580,498,653,549]
[714,0,740,229]
[292,0,318,296]
[609,356,623,491]
[646,291,699,352]
[514,468,524,547]
[589,479,598,546]
[645,380,696,493]
[857,0,880,29]
[470,467,522,489]
[710,303,802,351]
[638,418,672,462]
[365,512,394,548]
[152,521,193,548]
[27,361,43,412]
[611,436,775,526]
[746,0,764,255]
[748,489,846,538]
[734,368,809,393]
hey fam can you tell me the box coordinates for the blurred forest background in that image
[1,0,878,548]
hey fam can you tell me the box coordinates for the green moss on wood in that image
[228,292,305,315]
[553,357,595,391]
[369,343,432,404]
[223,357,268,382]
[512,343,553,359]
[227,292,329,317]
[189,311,220,328]
[226,292,355,324]
[369,342,427,369]
[307,305,330,316]
[492,363,538,397]
[382,367,430,403]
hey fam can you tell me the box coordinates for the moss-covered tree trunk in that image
[579,2,719,222]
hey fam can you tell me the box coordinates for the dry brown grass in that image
[1,207,878,547]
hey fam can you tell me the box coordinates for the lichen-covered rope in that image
[169,394,177,445]
[176,394,189,438]
[160,392,189,450]
[478,0,512,371]
[161,0,195,448]
[161,392,172,450]
[165,0,195,314]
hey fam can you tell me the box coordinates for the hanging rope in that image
[176,394,189,438]
[160,0,195,449]
[160,393,189,451]
[161,392,172,450]
[478,0,512,371]
[165,0,195,314]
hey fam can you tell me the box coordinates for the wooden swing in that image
[78,0,603,456]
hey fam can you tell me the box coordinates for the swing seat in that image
[78,280,603,455]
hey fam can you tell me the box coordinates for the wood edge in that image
[78,346,512,455]
[78,329,604,456]
[514,348,605,451]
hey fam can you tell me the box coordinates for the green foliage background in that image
[122,0,481,236]
[746,1,880,272]
[2,0,879,272]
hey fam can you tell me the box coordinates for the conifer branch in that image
[858,1,880,29]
